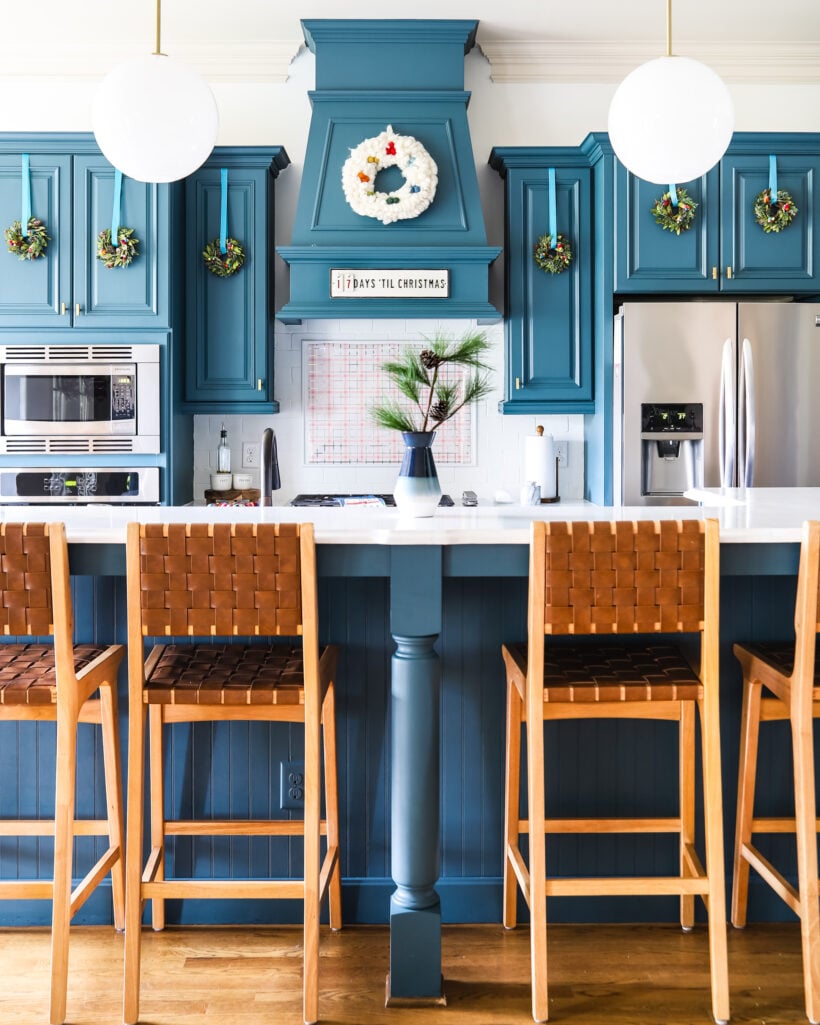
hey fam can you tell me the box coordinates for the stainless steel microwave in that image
[0,343,160,454]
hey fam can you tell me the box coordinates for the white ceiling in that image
[3,1,820,82]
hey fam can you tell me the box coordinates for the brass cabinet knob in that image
[60,301,67,315]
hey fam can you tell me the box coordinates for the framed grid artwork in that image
[304,341,475,465]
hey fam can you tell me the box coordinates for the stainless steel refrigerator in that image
[613,301,820,505]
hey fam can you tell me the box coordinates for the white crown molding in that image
[477,39,820,85]
[0,40,304,84]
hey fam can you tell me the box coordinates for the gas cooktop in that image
[290,493,454,508]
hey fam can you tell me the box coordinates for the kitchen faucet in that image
[260,427,281,506]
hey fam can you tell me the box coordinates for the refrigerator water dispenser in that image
[640,403,704,498]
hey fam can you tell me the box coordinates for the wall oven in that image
[0,343,160,454]
[0,466,160,504]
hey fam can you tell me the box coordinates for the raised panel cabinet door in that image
[0,153,71,326]
[614,165,719,293]
[720,153,820,291]
[184,163,271,407]
[73,156,169,327]
[503,165,593,412]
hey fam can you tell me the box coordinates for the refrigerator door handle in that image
[739,337,756,487]
[719,338,735,487]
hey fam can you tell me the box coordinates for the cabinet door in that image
[502,166,593,412]
[73,157,169,327]
[184,164,272,408]
[0,153,71,326]
[720,153,820,292]
[614,165,719,293]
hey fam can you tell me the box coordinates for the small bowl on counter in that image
[210,472,233,491]
[232,473,253,490]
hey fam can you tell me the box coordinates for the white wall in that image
[3,48,820,505]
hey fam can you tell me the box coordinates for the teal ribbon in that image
[548,167,557,242]
[21,153,31,234]
[769,154,778,200]
[220,167,228,254]
[111,169,123,242]
[669,183,679,206]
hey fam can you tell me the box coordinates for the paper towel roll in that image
[524,427,557,500]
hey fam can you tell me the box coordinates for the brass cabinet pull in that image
[257,378,263,391]
[726,266,733,279]
[60,301,67,315]
[515,377,521,390]
[75,303,81,316]
[711,267,718,280]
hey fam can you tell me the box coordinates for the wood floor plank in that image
[0,922,810,1024]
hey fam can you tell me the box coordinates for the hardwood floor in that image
[0,922,808,1024]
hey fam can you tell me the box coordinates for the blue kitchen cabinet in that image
[489,148,594,413]
[615,134,820,293]
[182,148,289,411]
[0,138,170,328]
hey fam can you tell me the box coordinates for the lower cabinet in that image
[183,148,289,410]
[489,148,593,413]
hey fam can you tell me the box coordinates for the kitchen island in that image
[0,488,815,1002]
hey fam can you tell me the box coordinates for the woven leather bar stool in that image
[731,519,820,1023]
[122,521,341,1025]
[502,519,728,1024]
[0,522,125,1025]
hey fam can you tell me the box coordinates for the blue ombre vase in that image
[393,431,441,517]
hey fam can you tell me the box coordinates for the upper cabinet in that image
[0,143,170,328]
[182,148,288,411]
[615,135,820,294]
[489,148,594,413]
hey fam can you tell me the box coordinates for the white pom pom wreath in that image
[342,125,438,225]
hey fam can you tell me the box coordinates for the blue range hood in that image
[276,19,501,324]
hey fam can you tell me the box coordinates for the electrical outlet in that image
[555,441,568,468]
[280,760,305,810]
[242,442,259,469]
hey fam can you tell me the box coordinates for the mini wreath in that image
[651,188,697,235]
[533,234,573,274]
[5,217,49,260]
[753,188,798,233]
[341,125,438,225]
[202,238,245,278]
[96,227,139,269]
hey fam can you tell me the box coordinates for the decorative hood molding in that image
[276,19,501,323]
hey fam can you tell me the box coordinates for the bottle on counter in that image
[217,424,231,473]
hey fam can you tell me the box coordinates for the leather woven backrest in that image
[542,520,705,635]
[135,522,303,637]
[0,523,53,636]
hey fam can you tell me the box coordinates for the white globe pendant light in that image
[607,0,734,185]
[92,0,218,184]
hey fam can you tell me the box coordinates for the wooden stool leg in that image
[49,711,78,1025]
[526,711,549,1023]
[698,696,730,1025]
[503,675,523,930]
[99,680,126,932]
[731,676,763,928]
[322,682,343,932]
[123,701,147,1025]
[149,705,166,932]
[791,706,820,1023]
[304,698,322,1025]
[679,700,696,930]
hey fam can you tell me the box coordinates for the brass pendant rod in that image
[154,0,162,55]
[666,0,673,57]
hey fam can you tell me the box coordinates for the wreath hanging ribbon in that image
[652,182,697,234]
[202,167,246,278]
[5,153,50,260]
[96,168,139,268]
[533,167,572,274]
[753,154,798,233]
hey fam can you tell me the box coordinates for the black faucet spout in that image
[261,427,281,506]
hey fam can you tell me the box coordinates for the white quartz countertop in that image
[1,488,819,544]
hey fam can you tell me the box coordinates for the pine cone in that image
[429,400,450,423]
[420,349,441,369]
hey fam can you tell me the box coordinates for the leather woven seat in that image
[502,519,728,1024]
[0,523,125,1025]
[123,521,341,1025]
[731,521,820,1023]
